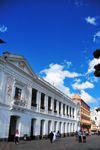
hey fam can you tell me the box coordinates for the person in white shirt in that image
[53,131,56,141]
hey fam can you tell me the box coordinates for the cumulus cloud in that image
[80,90,97,103]
[86,58,100,74]
[71,79,94,90]
[85,16,98,25]
[40,63,81,97]
[0,25,7,32]
[93,31,100,43]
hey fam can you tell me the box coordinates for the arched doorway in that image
[40,120,45,138]
[8,115,21,141]
[48,120,52,134]
[31,118,37,140]
[64,122,66,137]
[54,121,57,133]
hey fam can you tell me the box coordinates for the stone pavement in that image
[0,135,100,150]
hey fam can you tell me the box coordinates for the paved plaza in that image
[0,135,100,150]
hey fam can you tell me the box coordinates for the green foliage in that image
[93,49,100,59]
[94,70,100,77]
[93,49,100,77]
[94,64,100,71]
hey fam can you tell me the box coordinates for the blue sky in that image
[0,0,100,111]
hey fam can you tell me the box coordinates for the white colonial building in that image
[91,107,100,131]
[0,52,80,141]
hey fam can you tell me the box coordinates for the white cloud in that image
[86,58,100,74]
[0,25,7,32]
[71,80,94,90]
[63,60,72,68]
[85,16,98,25]
[87,76,98,82]
[40,63,81,97]
[93,31,100,43]
[97,98,100,100]
[80,90,97,103]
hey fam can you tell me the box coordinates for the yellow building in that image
[72,93,91,132]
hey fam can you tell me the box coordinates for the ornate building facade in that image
[91,107,100,131]
[72,93,91,132]
[0,52,80,141]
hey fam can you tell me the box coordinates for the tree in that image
[0,39,6,44]
[93,49,100,77]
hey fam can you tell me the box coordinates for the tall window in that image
[41,93,45,109]
[63,104,65,115]
[54,99,56,111]
[31,88,37,107]
[48,96,51,110]
[59,102,61,114]
[67,105,68,115]
[15,87,21,99]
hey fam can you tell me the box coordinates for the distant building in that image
[91,120,97,132]
[72,93,91,132]
[0,52,80,141]
[91,107,100,131]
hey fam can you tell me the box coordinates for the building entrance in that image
[8,115,21,141]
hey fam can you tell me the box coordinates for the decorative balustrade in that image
[10,99,27,111]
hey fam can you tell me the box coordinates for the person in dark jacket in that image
[50,131,54,143]
[75,131,78,141]
[78,130,82,143]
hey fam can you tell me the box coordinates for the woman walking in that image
[14,130,19,144]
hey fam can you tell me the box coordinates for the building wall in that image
[91,107,100,131]
[0,53,80,141]
[72,94,91,132]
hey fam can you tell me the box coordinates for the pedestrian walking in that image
[50,131,54,143]
[14,130,19,144]
[57,130,60,141]
[82,131,86,143]
[78,130,82,143]
[53,131,56,141]
[75,131,78,141]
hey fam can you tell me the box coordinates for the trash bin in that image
[23,134,29,141]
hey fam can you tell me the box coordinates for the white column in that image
[37,91,41,112]
[36,90,39,111]
[61,103,63,115]
[1,71,7,103]
[57,101,59,115]
[62,122,64,134]
[71,107,72,117]
[0,69,4,101]
[35,118,40,136]
[51,98,54,115]
[11,78,16,100]
[27,87,32,110]
[69,123,71,133]
[57,121,59,132]
[45,95,48,113]
[45,120,48,135]
[52,120,54,132]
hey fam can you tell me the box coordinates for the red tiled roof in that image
[96,107,100,111]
